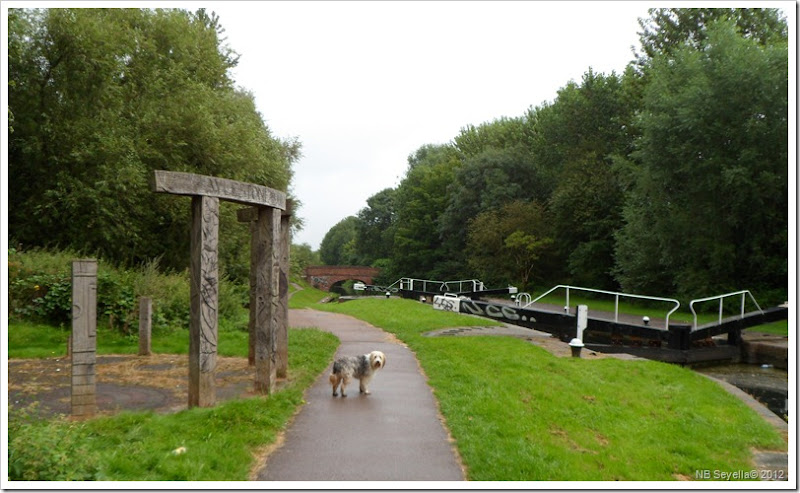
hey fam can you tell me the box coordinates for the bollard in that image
[569,338,584,358]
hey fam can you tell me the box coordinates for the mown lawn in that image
[315,297,786,481]
[7,320,253,359]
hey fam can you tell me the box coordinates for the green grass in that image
[288,283,334,309]
[316,297,786,481]
[8,327,339,481]
[747,320,789,336]
[7,319,254,359]
[8,321,72,358]
[8,286,786,481]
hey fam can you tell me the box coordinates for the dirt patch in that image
[8,354,271,418]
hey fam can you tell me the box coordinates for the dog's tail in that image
[329,360,342,385]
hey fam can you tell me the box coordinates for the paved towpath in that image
[255,309,465,482]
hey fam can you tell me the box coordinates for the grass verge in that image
[316,297,786,481]
[7,320,255,359]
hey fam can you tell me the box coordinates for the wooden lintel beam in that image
[152,170,286,209]
[237,199,293,223]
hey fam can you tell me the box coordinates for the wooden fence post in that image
[139,297,152,356]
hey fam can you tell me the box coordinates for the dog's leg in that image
[359,374,373,395]
[330,373,339,396]
[341,376,350,397]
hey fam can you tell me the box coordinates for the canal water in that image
[695,364,788,420]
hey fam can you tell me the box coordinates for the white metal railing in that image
[397,278,486,293]
[442,279,485,293]
[688,290,763,331]
[399,278,444,293]
[527,285,681,329]
[514,292,532,307]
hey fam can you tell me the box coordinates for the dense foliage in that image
[8,247,248,331]
[320,8,788,305]
[8,8,300,278]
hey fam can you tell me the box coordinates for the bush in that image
[8,404,100,481]
[7,248,248,334]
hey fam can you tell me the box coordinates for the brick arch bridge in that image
[305,265,380,292]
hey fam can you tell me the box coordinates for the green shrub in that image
[10,272,73,324]
[7,248,247,334]
[8,404,100,481]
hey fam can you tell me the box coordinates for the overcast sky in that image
[211,1,653,250]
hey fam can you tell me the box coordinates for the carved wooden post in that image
[189,195,220,407]
[277,201,292,378]
[239,202,290,378]
[247,220,258,366]
[236,207,259,367]
[254,207,281,393]
[138,297,152,356]
[71,259,97,417]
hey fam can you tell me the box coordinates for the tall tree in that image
[8,8,297,274]
[391,144,461,280]
[438,148,545,265]
[466,200,555,290]
[290,243,320,279]
[615,18,788,301]
[453,116,534,159]
[354,188,397,267]
[319,216,359,266]
[633,7,787,73]
[545,70,634,289]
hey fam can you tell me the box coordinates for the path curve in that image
[255,308,465,482]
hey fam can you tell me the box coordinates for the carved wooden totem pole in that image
[71,259,98,417]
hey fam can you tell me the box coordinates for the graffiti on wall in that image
[432,295,460,313]
[459,299,538,324]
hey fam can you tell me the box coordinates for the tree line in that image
[318,8,788,305]
[8,8,301,283]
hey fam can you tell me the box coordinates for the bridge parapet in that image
[305,265,380,292]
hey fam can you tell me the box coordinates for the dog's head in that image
[369,351,386,371]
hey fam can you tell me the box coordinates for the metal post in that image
[569,305,587,358]
[740,293,746,319]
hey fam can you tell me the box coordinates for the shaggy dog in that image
[329,350,386,397]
